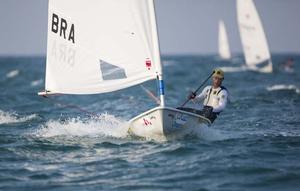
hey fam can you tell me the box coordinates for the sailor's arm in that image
[213,90,228,113]
[194,86,210,101]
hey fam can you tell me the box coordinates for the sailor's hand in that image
[188,92,196,99]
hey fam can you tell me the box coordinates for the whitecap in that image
[278,131,300,137]
[6,69,19,78]
[266,84,300,94]
[0,110,37,125]
[30,79,43,87]
[34,113,129,139]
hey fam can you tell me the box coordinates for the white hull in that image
[128,107,211,141]
[220,61,272,73]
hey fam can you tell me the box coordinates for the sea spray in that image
[267,84,300,94]
[34,113,129,139]
[0,110,37,124]
[6,69,19,78]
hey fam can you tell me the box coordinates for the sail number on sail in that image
[51,13,75,44]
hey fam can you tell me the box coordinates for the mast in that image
[151,0,165,107]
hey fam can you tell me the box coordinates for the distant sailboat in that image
[218,20,231,60]
[237,0,273,73]
[38,0,211,141]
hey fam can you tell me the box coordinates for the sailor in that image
[283,57,294,73]
[189,68,228,123]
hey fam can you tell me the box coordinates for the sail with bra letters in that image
[45,0,162,95]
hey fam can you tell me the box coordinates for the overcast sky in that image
[0,0,299,56]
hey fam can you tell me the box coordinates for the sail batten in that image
[45,0,162,94]
[237,0,273,73]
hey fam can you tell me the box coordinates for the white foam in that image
[278,131,300,137]
[34,113,129,139]
[30,79,43,87]
[192,125,232,141]
[0,110,37,124]
[267,84,300,94]
[6,70,19,78]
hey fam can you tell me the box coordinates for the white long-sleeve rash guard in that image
[195,85,228,113]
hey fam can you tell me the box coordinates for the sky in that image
[0,0,300,56]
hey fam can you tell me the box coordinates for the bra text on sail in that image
[51,13,75,44]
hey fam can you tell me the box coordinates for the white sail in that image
[218,20,231,60]
[45,0,162,94]
[237,0,273,73]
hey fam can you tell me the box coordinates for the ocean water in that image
[0,54,300,190]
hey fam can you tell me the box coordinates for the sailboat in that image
[237,0,273,73]
[38,0,211,141]
[218,20,231,60]
[220,0,273,73]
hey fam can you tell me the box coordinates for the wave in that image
[33,113,129,139]
[33,114,233,142]
[247,129,300,139]
[0,110,37,125]
[276,131,300,137]
[30,79,43,87]
[192,125,233,141]
[162,60,178,67]
[6,69,20,78]
[266,84,300,94]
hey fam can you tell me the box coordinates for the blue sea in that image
[0,54,300,190]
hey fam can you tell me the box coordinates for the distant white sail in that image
[237,0,273,73]
[45,0,162,94]
[218,20,231,60]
